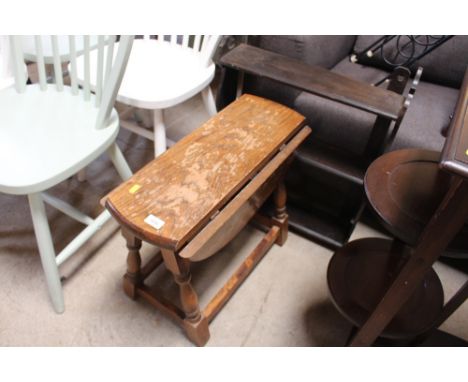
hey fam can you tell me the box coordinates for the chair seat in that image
[0,84,119,194]
[76,39,216,110]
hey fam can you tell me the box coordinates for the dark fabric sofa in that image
[231,35,468,246]
[246,35,467,154]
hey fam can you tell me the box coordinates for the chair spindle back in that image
[154,35,221,67]
[9,35,134,129]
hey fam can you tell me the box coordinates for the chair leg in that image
[153,109,167,157]
[201,86,217,117]
[27,193,65,314]
[107,143,133,181]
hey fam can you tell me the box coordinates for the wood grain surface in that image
[104,94,306,250]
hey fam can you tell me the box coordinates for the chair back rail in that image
[193,35,202,51]
[200,35,222,67]
[94,35,134,130]
[68,36,79,95]
[11,36,26,93]
[94,36,105,106]
[182,35,190,48]
[103,36,116,88]
[34,36,47,90]
[9,35,134,129]
[150,35,221,67]
[51,36,64,91]
[83,36,91,101]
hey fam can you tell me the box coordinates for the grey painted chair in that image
[0,35,134,313]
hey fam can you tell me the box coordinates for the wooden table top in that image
[364,148,468,256]
[220,44,406,120]
[104,94,306,250]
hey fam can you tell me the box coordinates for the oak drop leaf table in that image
[103,94,310,345]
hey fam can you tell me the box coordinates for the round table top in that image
[327,238,444,340]
[364,148,468,257]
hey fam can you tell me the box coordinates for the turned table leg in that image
[161,249,210,346]
[273,181,288,245]
[122,229,142,300]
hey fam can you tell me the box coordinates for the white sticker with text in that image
[144,214,165,230]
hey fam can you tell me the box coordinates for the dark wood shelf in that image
[287,203,353,248]
[295,142,366,186]
[327,238,444,340]
[220,44,405,120]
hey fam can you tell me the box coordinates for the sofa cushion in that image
[294,89,376,156]
[293,58,457,155]
[353,35,468,89]
[254,35,357,69]
[243,75,300,109]
[390,80,458,152]
[294,60,389,155]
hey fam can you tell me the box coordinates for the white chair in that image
[0,35,134,313]
[20,36,107,182]
[76,35,222,156]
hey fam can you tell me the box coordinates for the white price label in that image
[144,214,165,230]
